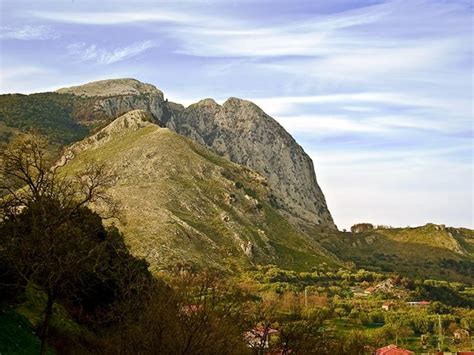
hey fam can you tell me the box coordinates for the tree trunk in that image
[39,292,54,355]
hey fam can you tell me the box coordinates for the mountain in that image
[2,78,472,281]
[162,97,334,229]
[59,109,336,272]
[0,78,335,229]
[57,109,474,282]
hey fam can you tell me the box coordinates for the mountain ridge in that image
[56,78,164,98]
[52,78,336,229]
[0,80,472,281]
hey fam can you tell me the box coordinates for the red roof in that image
[375,344,414,355]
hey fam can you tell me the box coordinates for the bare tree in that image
[0,133,119,355]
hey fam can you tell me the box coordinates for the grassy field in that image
[0,309,52,355]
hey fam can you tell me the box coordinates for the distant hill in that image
[318,223,474,283]
[0,93,90,145]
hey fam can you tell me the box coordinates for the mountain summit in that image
[162,95,334,228]
[54,78,336,229]
[56,78,163,98]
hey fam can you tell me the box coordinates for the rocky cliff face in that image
[163,98,335,228]
[57,78,163,97]
[56,78,166,126]
[56,78,336,229]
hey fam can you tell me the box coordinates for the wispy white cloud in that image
[67,41,157,65]
[0,66,54,93]
[276,115,385,134]
[273,113,469,137]
[0,25,59,40]
[309,144,473,166]
[33,10,184,25]
[251,92,472,117]
[31,9,224,27]
[0,65,51,83]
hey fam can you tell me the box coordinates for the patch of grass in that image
[16,284,86,337]
[0,309,54,355]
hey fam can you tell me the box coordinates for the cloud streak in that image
[32,10,195,25]
[67,41,157,65]
[0,25,59,40]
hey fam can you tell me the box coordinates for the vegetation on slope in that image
[60,110,335,273]
[316,224,474,283]
[0,93,92,145]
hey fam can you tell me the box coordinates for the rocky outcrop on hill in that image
[57,110,154,166]
[57,78,163,98]
[163,97,335,228]
[55,78,336,229]
[56,79,166,126]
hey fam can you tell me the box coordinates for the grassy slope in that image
[62,118,335,273]
[0,283,92,355]
[0,310,51,355]
[317,225,474,283]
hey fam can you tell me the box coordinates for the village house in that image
[374,344,414,355]
[244,325,279,350]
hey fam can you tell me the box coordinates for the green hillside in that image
[316,224,474,283]
[0,93,92,145]
[60,110,336,273]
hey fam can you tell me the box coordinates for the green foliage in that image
[415,281,474,308]
[318,225,474,283]
[0,93,93,145]
[0,310,54,355]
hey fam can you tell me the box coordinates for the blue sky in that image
[1,0,472,229]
